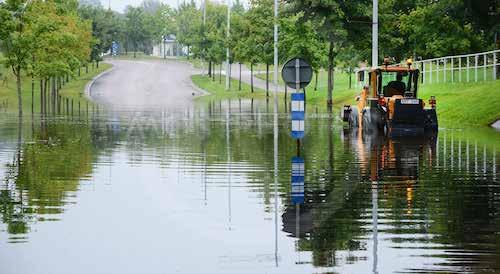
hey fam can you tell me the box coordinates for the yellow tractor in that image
[342,59,438,135]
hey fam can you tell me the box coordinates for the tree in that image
[229,4,247,90]
[279,12,327,91]
[285,0,370,107]
[78,5,124,64]
[176,1,202,60]
[399,0,486,59]
[125,6,148,58]
[245,0,275,97]
[0,0,34,116]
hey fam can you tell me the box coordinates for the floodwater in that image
[0,98,499,274]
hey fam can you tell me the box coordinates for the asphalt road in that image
[90,59,203,111]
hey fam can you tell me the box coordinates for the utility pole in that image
[202,0,207,75]
[225,0,231,90]
[372,0,378,68]
[273,0,279,265]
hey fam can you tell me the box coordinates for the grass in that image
[419,80,500,127]
[255,69,359,107]
[191,74,269,101]
[0,62,112,113]
[196,63,499,127]
[108,52,162,60]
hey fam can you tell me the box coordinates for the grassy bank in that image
[253,69,500,127]
[0,62,112,113]
[191,74,270,101]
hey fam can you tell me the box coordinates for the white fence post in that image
[444,58,447,82]
[494,51,497,81]
[459,57,462,82]
[451,58,454,83]
[436,60,439,83]
[429,61,433,84]
[475,55,478,82]
[483,54,487,81]
[421,62,425,84]
[466,56,470,82]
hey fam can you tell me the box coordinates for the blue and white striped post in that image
[291,156,305,205]
[291,93,305,139]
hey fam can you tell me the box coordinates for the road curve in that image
[90,59,202,111]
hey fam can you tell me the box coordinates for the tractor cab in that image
[377,68,419,98]
[343,59,438,135]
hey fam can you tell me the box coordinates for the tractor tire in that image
[362,108,384,133]
[348,107,359,128]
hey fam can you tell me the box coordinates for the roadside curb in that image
[189,74,211,98]
[84,65,115,100]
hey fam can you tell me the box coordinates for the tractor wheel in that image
[348,107,359,127]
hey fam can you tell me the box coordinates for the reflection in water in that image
[0,99,499,274]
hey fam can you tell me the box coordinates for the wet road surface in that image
[91,59,203,110]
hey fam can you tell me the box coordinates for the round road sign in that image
[281,58,313,90]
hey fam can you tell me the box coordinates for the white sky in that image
[102,0,232,13]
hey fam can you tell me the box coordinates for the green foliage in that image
[125,6,150,56]
[0,0,93,114]
[399,0,486,59]
[175,1,202,56]
[279,12,327,72]
[78,5,124,61]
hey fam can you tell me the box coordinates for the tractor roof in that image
[371,66,419,73]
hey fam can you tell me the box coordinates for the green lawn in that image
[191,74,269,101]
[0,62,112,113]
[198,66,499,127]
[109,52,162,60]
[419,80,500,127]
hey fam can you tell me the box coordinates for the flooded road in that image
[0,60,499,274]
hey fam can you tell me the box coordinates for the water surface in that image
[0,99,499,274]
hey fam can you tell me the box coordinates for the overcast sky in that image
[102,0,233,13]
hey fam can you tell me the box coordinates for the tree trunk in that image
[348,67,352,89]
[45,78,48,114]
[31,76,34,113]
[239,63,242,91]
[15,69,22,116]
[96,60,99,69]
[134,42,137,58]
[39,80,43,114]
[314,71,318,91]
[78,67,81,77]
[187,45,190,60]
[52,77,57,112]
[208,61,212,77]
[250,63,254,93]
[266,63,269,97]
[229,63,231,89]
[327,41,334,108]
[86,65,88,74]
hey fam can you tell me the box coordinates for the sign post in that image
[111,41,119,56]
[282,58,313,140]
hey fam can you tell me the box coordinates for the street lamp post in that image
[372,0,378,68]
[225,0,231,90]
[200,0,207,75]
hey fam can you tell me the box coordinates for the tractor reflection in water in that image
[344,129,438,182]
[343,59,438,136]
[281,129,438,267]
